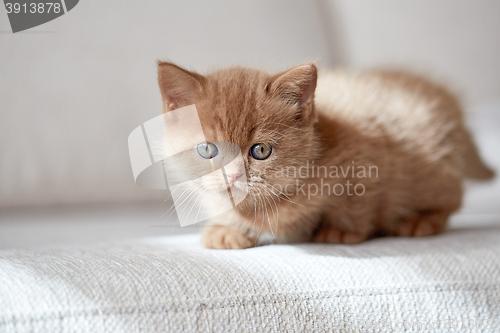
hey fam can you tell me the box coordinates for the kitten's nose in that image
[226,172,243,186]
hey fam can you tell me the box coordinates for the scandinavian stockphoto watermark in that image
[265,161,378,199]
[3,0,79,33]
[128,105,249,227]
[128,104,378,226]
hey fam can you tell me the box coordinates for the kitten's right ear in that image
[157,62,205,112]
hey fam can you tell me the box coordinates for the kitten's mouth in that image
[211,183,243,196]
[223,180,248,198]
[227,183,243,193]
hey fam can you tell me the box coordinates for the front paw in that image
[202,225,256,249]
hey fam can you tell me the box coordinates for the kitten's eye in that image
[197,142,219,159]
[250,143,272,160]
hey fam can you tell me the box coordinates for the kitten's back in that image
[315,69,494,180]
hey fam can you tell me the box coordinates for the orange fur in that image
[157,62,495,249]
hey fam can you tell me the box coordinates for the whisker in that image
[263,185,280,232]
[195,188,211,225]
[162,183,197,224]
[184,187,207,225]
[256,186,274,239]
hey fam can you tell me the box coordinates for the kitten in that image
[157,62,495,249]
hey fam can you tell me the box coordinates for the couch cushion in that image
[1,226,500,332]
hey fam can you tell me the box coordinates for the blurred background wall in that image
[1,0,499,208]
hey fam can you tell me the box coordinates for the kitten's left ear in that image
[268,63,318,122]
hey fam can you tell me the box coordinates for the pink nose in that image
[226,172,243,186]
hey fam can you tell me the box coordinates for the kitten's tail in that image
[462,131,495,180]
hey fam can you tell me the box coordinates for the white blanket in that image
[1,225,499,332]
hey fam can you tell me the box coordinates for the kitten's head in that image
[158,62,320,210]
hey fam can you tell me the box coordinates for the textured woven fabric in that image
[1,227,500,332]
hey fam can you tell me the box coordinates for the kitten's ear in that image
[157,62,206,112]
[268,63,318,121]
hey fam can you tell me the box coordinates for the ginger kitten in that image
[157,62,494,249]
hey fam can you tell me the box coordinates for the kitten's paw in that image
[202,225,255,249]
[313,226,367,244]
[397,211,449,237]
